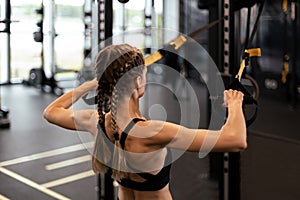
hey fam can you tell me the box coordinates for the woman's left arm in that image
[43,79,98,132]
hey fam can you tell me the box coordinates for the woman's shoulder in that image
[130,120,182,144]
[135,119,180,130]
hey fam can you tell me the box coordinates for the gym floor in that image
[1,84,300,200]
[0,84,219,200]
[0,85,98,200]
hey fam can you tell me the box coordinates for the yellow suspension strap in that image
[236,48,261,81]
[225,1,265,127]
[228,48,261,97]
[144,35,187,67]
[282,0,288,12]
[226,48,261,127]
[82,19,222,105]
[282,54,289,84]
[281,0,289,84]
[144,19,221,67]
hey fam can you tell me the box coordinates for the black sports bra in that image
[98,117,172,191]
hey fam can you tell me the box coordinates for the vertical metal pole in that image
[97,0,105,49]
[223,0,230,76]
[91,0,98,61]
[207,2,225,199]
[230,10,242,196]
[144,0,152,54]
[223,1,230,200]
[97,0,112,50]
[226,2,242,200]
[43,0,55,79]
[120,3,126,43]
[0,0,11,127]
[164,0,179,45]
[0,0,11,83]
[96,1,113,199]
[50,0,55,76]
[83,0,92,69]
[97,3,105,200]
[104,0,112,46]
[6,0,11,84]
[290,0,298,108]
[40,2,45,73]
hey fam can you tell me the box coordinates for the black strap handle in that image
[226,76,259,127]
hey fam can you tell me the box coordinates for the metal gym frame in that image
[95,0,247,199]
[207,0,263,199]
[0,0,11,128]
[93,1,114,199]
[0,0,12,84]
[93,0,161,199]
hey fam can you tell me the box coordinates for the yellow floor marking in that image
[0,167,70,200]
[45,155,91,170]
[41,170,95,188]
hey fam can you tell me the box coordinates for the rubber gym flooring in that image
[0,84,218,200]
[0,84,98,200]
[1,84,300,199]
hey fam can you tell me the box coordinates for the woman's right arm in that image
[139,89,247,153]
[43,79,98,133]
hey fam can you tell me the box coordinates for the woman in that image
[44,44,247,200]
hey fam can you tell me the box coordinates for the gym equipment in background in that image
[24,0,79,96]
[0,84,10,128]
[252,0,299,108]
[0,0,11,128]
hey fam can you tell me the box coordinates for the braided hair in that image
[92,44,145,180]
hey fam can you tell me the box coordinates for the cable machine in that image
[90,0,160,199]
[93,1,114,199]
[253,0,299,108]
[198,0,264,199]
[84,0,262,199]
[25,0,80,96]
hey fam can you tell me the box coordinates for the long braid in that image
[92,44,145,180]
[97,84,105,124]
[111,88,118,138]
[92,83,110,174]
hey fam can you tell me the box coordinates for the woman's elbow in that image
[221,125,247,151]
[43,107,55,123]
[220,129,247,152]
[234,139,247,151]
[229,134,247,152]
